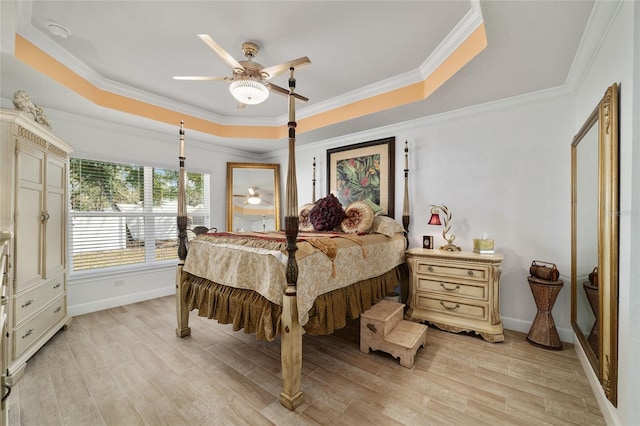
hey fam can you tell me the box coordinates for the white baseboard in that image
[573,332,620,425]
[68,285,175,316]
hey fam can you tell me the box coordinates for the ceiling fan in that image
[173,34,311,106]
[233,187,272,206]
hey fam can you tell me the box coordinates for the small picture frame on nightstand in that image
[422,235,434,249]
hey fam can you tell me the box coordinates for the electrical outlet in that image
[114,279,125,286]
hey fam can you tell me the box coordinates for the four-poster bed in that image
[175,69,411,410]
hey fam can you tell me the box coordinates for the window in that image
[69,158,209,273]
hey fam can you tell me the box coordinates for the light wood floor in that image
[6,295,605,425]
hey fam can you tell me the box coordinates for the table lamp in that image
[428,204,461,251]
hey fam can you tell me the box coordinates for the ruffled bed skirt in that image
[182,263,408,342]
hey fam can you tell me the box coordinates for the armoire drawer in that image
[13,274,65,326]
[414,294,487,321]
[415,277,487,301]
[415,261,489,283]
[13,295,66,358]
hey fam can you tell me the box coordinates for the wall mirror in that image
[226,162,281,232]
[571,83,619,406]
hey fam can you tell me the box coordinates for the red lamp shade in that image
[428,212,442,226]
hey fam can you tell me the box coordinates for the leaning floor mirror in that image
[571,83,619,406]
[226,162,281,232]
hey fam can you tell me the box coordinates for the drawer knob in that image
[440,283,460,292]
[366,323,377,333]
[53,283,61,289]
[467,270,474,276]
[427,266,434,272]
[54,306,62,314]
[22,329,33,339]
[440,301,460,311]
[21,299,33,308]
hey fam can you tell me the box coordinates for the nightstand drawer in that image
[416,277,487,301]
[414,294,487,321]
[415,261,489,282]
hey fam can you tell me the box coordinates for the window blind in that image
[69,158,209,272]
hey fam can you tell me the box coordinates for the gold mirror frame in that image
[571,83,619,406]
[226,162,281,232]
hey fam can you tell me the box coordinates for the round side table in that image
[527,276,564,350]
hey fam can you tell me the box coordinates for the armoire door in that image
[14,142,44,291]
[45,156,66,278]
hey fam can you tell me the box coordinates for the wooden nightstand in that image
[406,248,504,343]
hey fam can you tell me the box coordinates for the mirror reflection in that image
[574,118,599,359]
[226,163,281,232]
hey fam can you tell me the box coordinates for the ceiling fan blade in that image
[198,34,245,71]
[172,76,228,81]
[261,57,311,79]
[265,82,309,102]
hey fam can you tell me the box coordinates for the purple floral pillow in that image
[309,194,345,231]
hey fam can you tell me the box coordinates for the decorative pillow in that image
[309,194,346,231]
[298,203,315,231]
[362,198,384,216]
[341,201,375,234]
[370,215,405,237]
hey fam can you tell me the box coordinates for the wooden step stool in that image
[360,300,428,368]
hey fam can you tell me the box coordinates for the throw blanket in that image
[197,231,367,276]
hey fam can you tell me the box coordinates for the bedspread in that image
[183,231,406,326]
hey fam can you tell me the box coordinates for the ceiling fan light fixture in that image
[229,78,269,105]
[247,195,262,205]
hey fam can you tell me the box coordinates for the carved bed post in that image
[176,121,191,338]
[402,140,410,234]
[312,157,316,203]
[280,67,304,411]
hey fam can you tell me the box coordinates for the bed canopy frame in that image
[175,68,410,410]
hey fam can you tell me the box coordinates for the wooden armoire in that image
[0,109,73,384]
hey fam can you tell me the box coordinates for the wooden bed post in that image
[312,157,316,203]
[176,121,191,338]
[280,68,304,411]
[402,140,410,234]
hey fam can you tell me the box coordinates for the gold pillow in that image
[341,201,374,234]
[370,215,405,237]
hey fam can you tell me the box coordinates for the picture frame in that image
[327,137,395,217]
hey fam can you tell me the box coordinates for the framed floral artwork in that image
[327,137,395,217]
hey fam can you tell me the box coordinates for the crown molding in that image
[419,0,484,80]
[565,0,624,94]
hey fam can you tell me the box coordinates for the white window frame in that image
[68,159,210,277]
